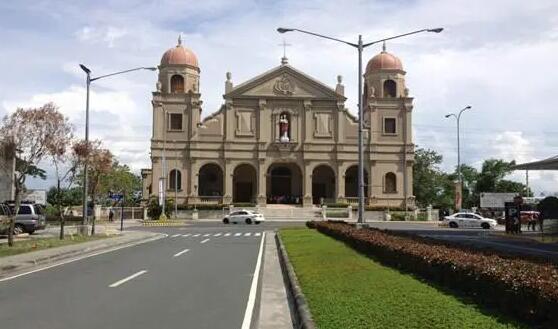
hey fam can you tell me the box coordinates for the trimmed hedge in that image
[307,221,558,327]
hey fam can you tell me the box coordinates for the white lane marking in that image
[203,233,211,237]
[224,233,231,237]
[193,234,200,237]
[240,232,266,329]
[200,238,210,244]
[182,234,191,237]
[255,232,261,237]
[173,248,190,257]
[244,232,251,237]
[213,233,222,237]
[0,234,166,283]
[109,270,148,288]
[171,234,181,238]
[234,233,242,237]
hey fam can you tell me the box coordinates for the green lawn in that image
[0,235,109,258]
[281,228,524,329]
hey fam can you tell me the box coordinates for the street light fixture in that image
[79,65,157,231]
[277,27,443,224]
[445,105,472,211]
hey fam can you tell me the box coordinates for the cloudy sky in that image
[1,0,558,194]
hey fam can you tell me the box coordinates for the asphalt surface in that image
[0,223,288,329]
[365,222,558,263]
[1,219,555,329]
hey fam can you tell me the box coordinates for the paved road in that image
[365,222,558,262]
[0,225,278,329]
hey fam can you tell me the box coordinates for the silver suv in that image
[6,203,46,235]
[0,204,10,235]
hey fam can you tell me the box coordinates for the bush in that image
[146,197,173,220]
[176,204,229,210]
[365,206,406,211]
[307,221,558,327]
[323,202,350,208]
[326,210,349,218]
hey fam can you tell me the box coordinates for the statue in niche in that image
[156,81,162,92]
[279,114,290,143]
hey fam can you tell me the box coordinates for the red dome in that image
[366,49,403,73]
[160,36,198,67]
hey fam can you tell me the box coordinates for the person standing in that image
[108,207,114,222]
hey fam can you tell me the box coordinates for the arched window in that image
[169,169,182,190]
[383,79,396,98]
[170,75,184,93]
[385,172,397,193]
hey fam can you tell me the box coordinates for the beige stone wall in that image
[143,61,415,209]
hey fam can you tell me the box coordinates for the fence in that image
[65,206,145,220]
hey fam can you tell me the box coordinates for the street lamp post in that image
[277,27,443,224]
[79,65,157,231]
[445,105,472,211]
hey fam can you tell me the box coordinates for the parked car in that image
[0,203,11,235]
[444,212,497,229]
[6,202,46,234]
[223,210,265,224]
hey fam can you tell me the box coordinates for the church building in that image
[141,36,415,209]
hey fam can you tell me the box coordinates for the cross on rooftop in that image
[279,39,291,65]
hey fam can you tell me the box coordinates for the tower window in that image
[383,118,396,134]
[170,74,184,93]
[169,169,182,190]
[385,172,397,193]
[383,79,396,98]
[168,113,183,131]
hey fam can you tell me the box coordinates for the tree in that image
[0,103,72,246]
[74,140,112,235]
[413,148,453,209]
[50,138,80,240]
[100,161,142,206]
[46,186,82,207]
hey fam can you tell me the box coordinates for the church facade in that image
[141,37,415,209]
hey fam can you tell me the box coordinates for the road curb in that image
[0,231,165,279]
[275,232,316,329]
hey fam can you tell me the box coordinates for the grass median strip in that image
[0,235,110,258]
[280,228,524,329]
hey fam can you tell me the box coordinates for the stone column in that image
[257,159,267,206]
[303,163,313,207]
[188,161,199,204]
[337,163,345,202]
[223,161,233,204]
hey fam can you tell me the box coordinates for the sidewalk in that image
[257,231,295,329]
[0,230,164,280]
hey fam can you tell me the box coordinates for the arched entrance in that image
[233,164,257,203]
[198,163,223,197]
[312,165,335,204]
[267,163,302,204]
[345,165,369,198]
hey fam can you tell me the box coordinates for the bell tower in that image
[364,43,415,209]
[149,35,202,206]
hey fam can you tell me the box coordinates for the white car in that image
[223,210,265,224]
[444,212,497,229]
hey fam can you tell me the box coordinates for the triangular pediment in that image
[225,65,345,100]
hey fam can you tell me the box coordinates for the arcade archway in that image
[312,165,336,204]
[233,164,257,203]
[198,163,223,197]
[266,163,302,204]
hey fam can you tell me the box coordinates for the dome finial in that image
[382,41,386,53]
[178,34,182,46]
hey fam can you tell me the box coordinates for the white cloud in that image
[3,0,558,194]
